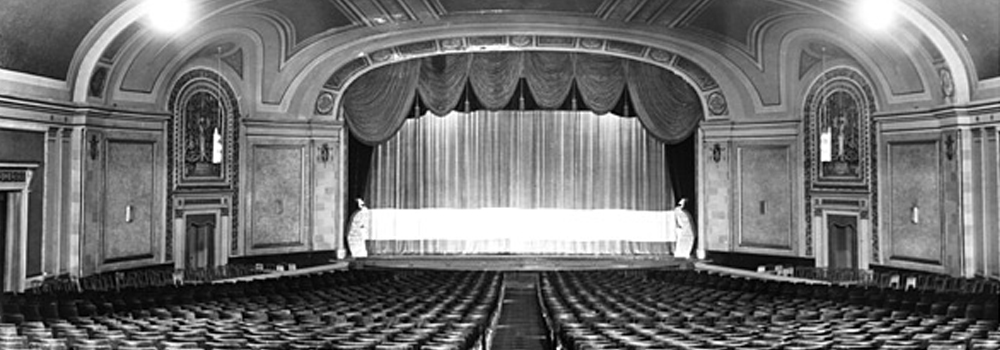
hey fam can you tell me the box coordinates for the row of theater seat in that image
[651,271,999,321]
[0,270,501,349]
[541,270,1000,350]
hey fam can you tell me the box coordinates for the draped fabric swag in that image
[343,52,703,144]
[369,110,673,210]
[343,59,421,143]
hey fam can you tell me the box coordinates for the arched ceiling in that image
[1,0,995,116]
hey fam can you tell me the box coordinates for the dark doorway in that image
[185,214,216,270]
[827,214,858,269]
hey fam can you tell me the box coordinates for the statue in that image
[347,198,370,258]
[673,198,695,259]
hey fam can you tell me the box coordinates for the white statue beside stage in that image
[347,198,370,258]
[673,198,695,259]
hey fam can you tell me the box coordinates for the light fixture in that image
[146,0,191,33]
[855,0,897,31]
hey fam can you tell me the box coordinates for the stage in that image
[350,255,693,271]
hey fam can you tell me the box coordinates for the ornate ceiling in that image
[0,0,996,116]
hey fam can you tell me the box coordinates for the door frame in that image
[1,163,37,292]
[172,193,231,272]
[815,208,870,270]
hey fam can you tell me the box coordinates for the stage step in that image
[492,272,552,350]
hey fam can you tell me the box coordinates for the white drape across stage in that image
[365,208,675,255]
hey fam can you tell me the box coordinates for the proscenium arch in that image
[282,22,750,121]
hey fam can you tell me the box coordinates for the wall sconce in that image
[945,134,955,160]
[125,205,133,223]
[88,134,100,160]
[911,203,920,224]
[318,143,331,163]
[711,143,723,163]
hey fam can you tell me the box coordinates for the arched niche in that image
[165,69,241,269]
[803,66,879,267]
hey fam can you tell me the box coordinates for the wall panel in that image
[887,140,942,266]
[248,143,309,251]
[703,142,731,251]
[972,131,984,275]
[81,129,164,275]
[312,137,342,251]
[736,144,794,252]
[987,130,1000,278]
[103,140,156,263]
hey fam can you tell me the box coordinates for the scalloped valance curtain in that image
[343,52,703,145]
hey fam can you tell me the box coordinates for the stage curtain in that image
[469,52,524,110]
[574,53,627,114]
[369,110,673,210]
[626,60,703,144]
[343,59,421,144]
[342,51,703,145]
[418,54,471,116]
[523,52,575,109]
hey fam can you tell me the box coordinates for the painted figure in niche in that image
[184,91,225,178]
[819,90,860,178]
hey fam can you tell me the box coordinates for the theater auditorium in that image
[0,0,998,349]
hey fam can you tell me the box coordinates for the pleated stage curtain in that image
[369,110,672,210]
[362,110,676,255]
[343,51,699,255]
[343,52,703,145]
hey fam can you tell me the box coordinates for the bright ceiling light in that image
[855,0,897,31]
[147,0,191,33]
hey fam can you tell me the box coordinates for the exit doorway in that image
[827,214,858,269]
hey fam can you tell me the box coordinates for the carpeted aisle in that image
[492,272,552,350]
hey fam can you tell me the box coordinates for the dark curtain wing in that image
[523,52,575,109]
[342,59,421,145]
[468,51,524,110]
[417,54,471,116]
[626,60,704,144]
[574,53,626,115]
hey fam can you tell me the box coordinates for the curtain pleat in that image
[574,53,627,114]
[626,60,704,144]
[523,52,575,109]
[418,54,471,116]
[370,110,673,210]
[342,59,421,144]
[469,52,524,110]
